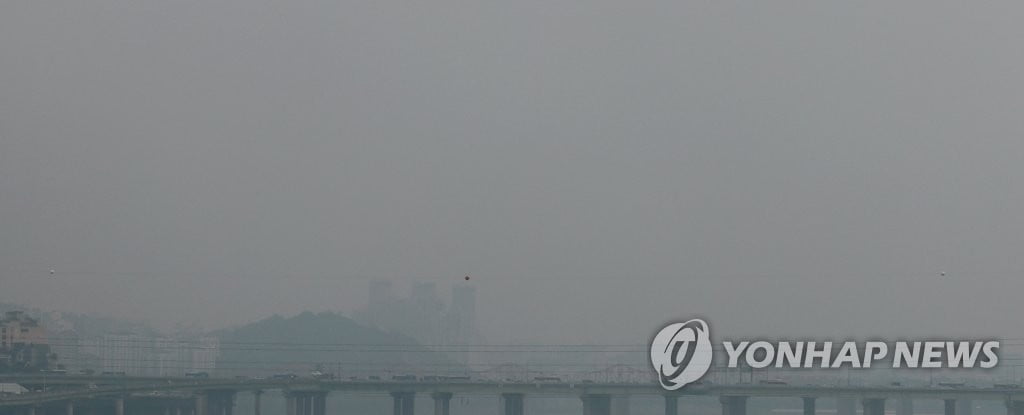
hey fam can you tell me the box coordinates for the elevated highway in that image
[2,376,1023,415]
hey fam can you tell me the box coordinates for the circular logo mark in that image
[650,318,713,390]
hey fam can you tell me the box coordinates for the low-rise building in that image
[1,311,47,349]
[0,311,53,372]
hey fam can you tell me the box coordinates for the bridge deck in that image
[2,376,1023,408]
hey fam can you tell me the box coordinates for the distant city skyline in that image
[354,280,481,363]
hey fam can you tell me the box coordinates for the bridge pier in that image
[611,395,629,415]
[285,391,327,415]
[582,394,611,415]
[314,392,326,415]
[862,399,885,415]
[253,391,262,415]
[837,398,856,415]
[65,401,74,415]
[115,397,125,415]
[248,389,260,415]
[664,395,678,415]
[502,393,525,415]
[196,394,207,415]
[295,394,308,415]
[1006,400,1024,415]
[199,390,236,415]
[959,400,973,415]
[296,394,305,415]
[945,399,957,415]
[720,396,748,415]
[392,392,415,415]
[897,399,913,415]
[432,393,453,415]
[802,397,815,415]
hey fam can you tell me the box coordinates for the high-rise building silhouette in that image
[355,280,482,365]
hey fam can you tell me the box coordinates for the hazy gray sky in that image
[2,1,1023,343]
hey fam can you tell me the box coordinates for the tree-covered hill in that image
[212,311,462,378]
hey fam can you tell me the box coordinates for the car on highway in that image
[271,374,298,380]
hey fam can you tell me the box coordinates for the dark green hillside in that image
[213,311,460,377]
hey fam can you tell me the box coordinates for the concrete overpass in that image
[2,376,1024,415]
